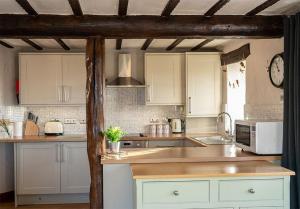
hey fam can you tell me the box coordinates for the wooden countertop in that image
[131,161,295,179]
[101,144,281,164]
[0,135,87,143]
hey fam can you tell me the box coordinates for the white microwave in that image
[235,120,283,155]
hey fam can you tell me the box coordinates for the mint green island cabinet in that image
[131,161,294,209]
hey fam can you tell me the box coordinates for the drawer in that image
[142,180,210,204]
[219,178,283,202]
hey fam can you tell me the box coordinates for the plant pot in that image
[110,141,121,153]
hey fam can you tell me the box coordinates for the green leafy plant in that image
[103,126,126,143]
[0,119,11,137]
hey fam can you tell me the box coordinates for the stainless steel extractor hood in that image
[106,53,145,87]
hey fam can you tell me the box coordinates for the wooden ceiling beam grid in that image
[204,0,231,17]
[0,15,284,38]
[55,38,70,50]
[15,0,38,16]
[141,39,153,50]
[191,39,214,51]
[68,0,83,16]
[116,39,122,50]
[161,0,180,17]
[246,0,281,16]
[116,0,129,50]
[22,38,43,50]
[166,39,184,50]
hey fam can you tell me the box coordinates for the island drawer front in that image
[219,178,284,202]
[142,180,210,204]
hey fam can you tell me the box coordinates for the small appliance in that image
[44,120,64,136]
[235,119,283,155]
[169,118,183,133]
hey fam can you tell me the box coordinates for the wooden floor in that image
[0,202,89,209]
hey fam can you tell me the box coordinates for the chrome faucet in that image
[217,112,233,137]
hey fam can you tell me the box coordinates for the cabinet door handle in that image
[146,85,151,102]
[58,86,63,103]
[189,97,191,113]
[64,86,70,102]
[56,144,60,162]
[61,144,67,162]
[248,188,255,194]
[173,190,179,196]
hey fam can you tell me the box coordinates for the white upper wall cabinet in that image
[185,53,221,117]
[19,53,86,105]
[145,53,184,105]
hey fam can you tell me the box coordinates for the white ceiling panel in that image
[260,0,300,15]
[62,39,86,49]
[27,0,72,14]
[122,39,146,48]
[2,39,29,47]
[128,0,169,15]
[173,0,219,15]
[79,0,118,15]
[215,0,266,15]
[150,39,177,48]
[32,39,61,49]
[0,0,26,14]
[177,39,206,48]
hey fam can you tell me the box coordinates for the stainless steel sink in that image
[193,135,233,145]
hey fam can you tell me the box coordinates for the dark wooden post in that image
[86,37,105,209]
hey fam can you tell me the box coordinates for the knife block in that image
[24,120,39,136]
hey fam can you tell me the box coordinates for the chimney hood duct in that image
[107,53,145,87]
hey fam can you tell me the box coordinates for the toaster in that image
[44,120,64,136]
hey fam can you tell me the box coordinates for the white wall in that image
[221,39,284,120]
[0,45,16,194]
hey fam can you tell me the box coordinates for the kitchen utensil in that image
[44,120,63,136]
[170,118,182,133]
[149,124,156,135]
[162,124,170,134]
[24,120,39,136]
[156,124,163,135]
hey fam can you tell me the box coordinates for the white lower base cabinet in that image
[134,177,290,209]
[16,142,90,205]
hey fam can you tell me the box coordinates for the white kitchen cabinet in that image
[19,53,86,105]
[61,142,90,193]
[16,143,61,194]
[145,53,184,105]
[16,142,90,195]
[62,55,86,104]
[185,53,221,117]
[20,54,63,105]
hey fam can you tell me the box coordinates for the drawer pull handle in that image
[248,188,255,194]
[173,190,179,196]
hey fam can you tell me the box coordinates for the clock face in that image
[269,54,284,88]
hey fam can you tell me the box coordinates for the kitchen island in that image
[102,133,290,209]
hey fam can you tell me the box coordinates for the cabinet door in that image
[62,54,86,104]
[186,53,221,117]
[61,142,90,193]
[145,54,184,105]
[20,54,63,105]
[17,143,60,194]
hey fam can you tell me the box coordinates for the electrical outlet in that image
[79,119,86,124]
[64,118,77,124]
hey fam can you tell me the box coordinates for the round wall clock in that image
[269,53,284,88]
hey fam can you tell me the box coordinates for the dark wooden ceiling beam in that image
[0,40,14,49]
[22,39,43,50]
[116,39,122,50]
[55,38,70,50]
[246,0,280,16]
[191,39,214,51]
[0,15,283,38]
[118,0,129,16]
[141,39,153,50]
[161,0,180,17]
[166,39,184,50]
[204,0,231,16]
[68,0,83,16]
[15,0,38,16]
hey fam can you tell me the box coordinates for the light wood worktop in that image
[121,133,218,141]
[0,135,87,143]
[131,161,295,179]
[101,144,281,164]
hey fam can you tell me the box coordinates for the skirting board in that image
[0,191,14,202]
[17,193,89,205]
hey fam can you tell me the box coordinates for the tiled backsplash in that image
[244,104,283,120]
[0,88,181,135]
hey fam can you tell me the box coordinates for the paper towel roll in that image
[14,121,23,137]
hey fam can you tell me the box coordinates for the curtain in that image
[282,12,300,209]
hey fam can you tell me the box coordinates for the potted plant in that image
[103,126,126,153]
[0,119,12,138]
